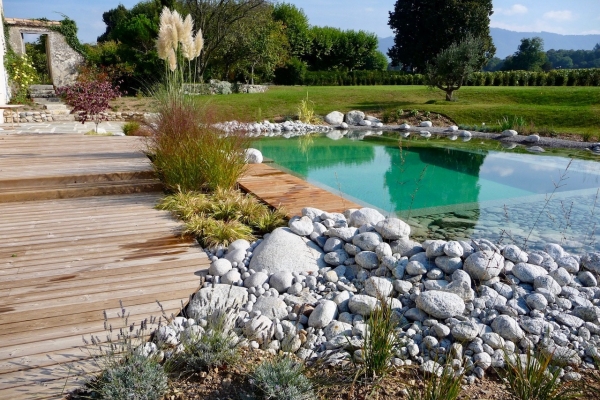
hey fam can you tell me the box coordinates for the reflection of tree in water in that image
[254,137,375,176]
[383,144,487,212]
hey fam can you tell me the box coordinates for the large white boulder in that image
[249,227,326,274]
[345,110,365,125]
[245,148,263,164]
[324,111,344,125]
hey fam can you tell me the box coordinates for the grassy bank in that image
[186,86,600,137]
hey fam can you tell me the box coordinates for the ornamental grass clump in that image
[250,356,314,400]
[157,190,287,248]
[149,7,249,192]
[499,350,583,400]
[405,361,464,400]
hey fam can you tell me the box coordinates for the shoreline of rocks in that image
[148,207,600,385]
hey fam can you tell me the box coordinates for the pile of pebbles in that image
[147,207,600,383]
[214,120,333,135]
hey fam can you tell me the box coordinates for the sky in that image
[4,0,600,44]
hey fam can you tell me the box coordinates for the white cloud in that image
[496,4,528,16]
[490,20,566,34]
[543,10,574,21]
[582,29,600,34]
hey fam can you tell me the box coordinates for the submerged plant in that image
[250,356,314,400]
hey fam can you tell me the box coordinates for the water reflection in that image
[252,133,600,251]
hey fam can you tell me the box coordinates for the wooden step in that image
[0,179,163,203]
[0,171,156,190]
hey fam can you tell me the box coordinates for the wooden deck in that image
[0,134,209,399]
[238,163,362,217]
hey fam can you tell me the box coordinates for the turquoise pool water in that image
[253,133,600,252]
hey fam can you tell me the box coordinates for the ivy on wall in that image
[35,15,87,58]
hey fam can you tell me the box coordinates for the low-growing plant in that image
[249,207,288,234]
[424,111,431,118]
[406,362,464,400]
[165,308,240,375]
[498,115,527,132]
[581,132,594,142]
[381,109,393,123]
[75,305,168,400]
[250,356,315,400]
[156,191,210,221]
[185,215,254,248]
[122,121,141,136]
[409,109,419,117]
[499,350,583,400]
[395,109,404,119]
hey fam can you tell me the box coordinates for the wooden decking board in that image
[0,135,208,399]
[238,163,362,217]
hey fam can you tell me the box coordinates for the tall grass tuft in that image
[185,215,254,248]
[499,350,583,400]
[250,356,315,400]
[354,296,403,381]
[297,92,316,123]
[146,94,250,192]
[406,362,464,400]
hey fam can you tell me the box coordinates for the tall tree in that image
[272,2,311,58]
[502,37,546,71]
[388,0,495,71]
[180,0,267,78]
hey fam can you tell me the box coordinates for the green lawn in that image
[194,86,600,137]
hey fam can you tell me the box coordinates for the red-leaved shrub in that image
[56,81,121,132]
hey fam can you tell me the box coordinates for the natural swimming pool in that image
[253,131,600,253]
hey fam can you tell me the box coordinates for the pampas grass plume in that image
[193,30,204,58]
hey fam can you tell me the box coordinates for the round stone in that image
[491,315,524,341]
[464,250,504,281]
[415,291,465,319]
[209,258,232,277]
[308,300,338,329]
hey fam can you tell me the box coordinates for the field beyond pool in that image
[179,85,600,138]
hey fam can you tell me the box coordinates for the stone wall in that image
[6,19,84,87]
[4,111,154,124]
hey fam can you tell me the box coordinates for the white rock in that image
[308,300,338,328]
[269,271,295,293]
[221,269,241,285]
[420,121,433,127]
[525,134,540,143]
[491,315,524,341]
[375,218,410,240]
[399,123,411,130]
[244,271,269,288]
[249,228,325,274]
[345,110,365,125]
[364,277,393,298]
[348,294,378,316]
[464,250,504,280]
[243,315,273,343]
[501,130,518,137]
[253,296,288,320]
[415,291,465,319]
[187,284,249,319]
[324,111,344,125]
[512,263,548,283]
[209,258,233,277]
[245,148,263,164]
[349,208,385,228]
[288,216,314,236]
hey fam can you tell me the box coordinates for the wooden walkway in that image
[238,163,362,217]
[0,134,209,399]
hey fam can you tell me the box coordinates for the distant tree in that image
[502,37,546,71]
[272,2,311,58]
[388,0,495,72]
[364,51,389,71]
[425,35,490,101]
[483,56,504,72]
[25,37,50,83]
[180,0,267,78]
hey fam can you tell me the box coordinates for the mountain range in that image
[378,28,600,60]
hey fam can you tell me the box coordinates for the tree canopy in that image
[388,0,495,71]
[502,37,547,71]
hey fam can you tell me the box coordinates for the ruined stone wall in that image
[5,19,84,87]
[47,31,83,87]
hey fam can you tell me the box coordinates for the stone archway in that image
[6,18,84,87]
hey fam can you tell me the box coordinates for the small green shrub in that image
[250,356,314,400]
[409,109,419,117]
[156,191,210,221]
[499,350,583,400]
[165,308,240,375]
[395,109,404,119]
[78,306,168,400]
[185,215,254,248]
[406,362,463,400]
[122,121,141,136]
[381,109,393,123]
[91,353,168,400]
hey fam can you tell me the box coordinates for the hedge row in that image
[286,69,600,86]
